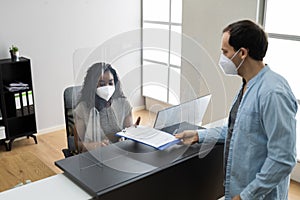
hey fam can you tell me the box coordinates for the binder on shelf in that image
[14,93,22,117]
[28,90,34,114]
[28,90,33,105]
[21,92,29,115]
[0,126,5,140]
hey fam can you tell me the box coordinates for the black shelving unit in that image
[0,57,37,151]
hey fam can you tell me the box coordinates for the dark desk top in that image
[55,139,210,197]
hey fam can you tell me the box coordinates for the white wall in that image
[182,0,300,183]
[0,0,142,133]
[182,0,258,124]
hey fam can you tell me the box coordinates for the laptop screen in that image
[153,94,211,131]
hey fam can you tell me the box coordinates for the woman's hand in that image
[82,139,110,150]
[100,139,110,146]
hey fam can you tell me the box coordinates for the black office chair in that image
[62,86,82,158]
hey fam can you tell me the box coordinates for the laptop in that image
[153,94,212,134]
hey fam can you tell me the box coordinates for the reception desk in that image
[0,120,226,200]
[56,139,224,200]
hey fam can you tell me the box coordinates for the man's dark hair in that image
[223,19,268,61]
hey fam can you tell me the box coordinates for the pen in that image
[172,128,178,135]
[134,116,141,128]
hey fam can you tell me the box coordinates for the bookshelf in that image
[0,57,37,151]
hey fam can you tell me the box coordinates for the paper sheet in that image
[116,126,179,149]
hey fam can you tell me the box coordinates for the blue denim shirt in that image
[198,65,298,200]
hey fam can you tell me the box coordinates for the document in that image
[116,126,180,150]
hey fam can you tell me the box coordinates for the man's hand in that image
[232,195,241,200]
[175,130,199,145]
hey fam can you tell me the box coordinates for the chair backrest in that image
[64,86,81,109]
[63,86,82,157]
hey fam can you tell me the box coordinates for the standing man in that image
[175,20,298,200]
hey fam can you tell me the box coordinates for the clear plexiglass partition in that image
[70,28,226,174]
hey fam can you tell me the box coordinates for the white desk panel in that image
[0,174,91,200]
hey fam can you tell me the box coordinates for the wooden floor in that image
[289,180,300,200]
[0,110,299,198]
[0,151,56,192]
[0,129,66,174]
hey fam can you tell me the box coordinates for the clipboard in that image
[116,126,180,150]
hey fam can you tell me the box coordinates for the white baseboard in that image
[132,105,145,112]
[291,162,300,183]
[37,124,65,135]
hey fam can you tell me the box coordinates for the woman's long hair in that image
[78,62,125,111]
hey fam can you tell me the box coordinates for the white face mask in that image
[96,86,115,101]
[218,49,244,76]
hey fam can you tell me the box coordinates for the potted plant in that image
[9,45,20,61]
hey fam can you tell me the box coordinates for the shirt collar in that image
[245,64,269,89]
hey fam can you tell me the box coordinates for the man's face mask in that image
[96,85,115,101]
[218,49,244,76]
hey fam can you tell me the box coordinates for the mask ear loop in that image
[231,48,245,71]
[235,58,245,72]
[230,48,241,60]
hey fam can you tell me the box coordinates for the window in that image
[263,0,300,160]
[142,0,182,105]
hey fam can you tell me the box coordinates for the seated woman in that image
[74,62,134,151]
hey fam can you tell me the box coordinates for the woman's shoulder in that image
[113,97,129,103]
[74,101,89,115]
[112,97,132,109]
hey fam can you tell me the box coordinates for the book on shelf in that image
[9,81,29,87]
[5,86,29,92]
[5,81,29,92]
